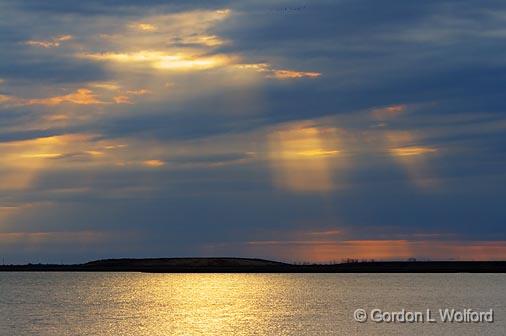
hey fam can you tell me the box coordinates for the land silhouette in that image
[0,258,505,273]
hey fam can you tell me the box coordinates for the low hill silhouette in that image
[0,258,505,273]
[84,257,287,268]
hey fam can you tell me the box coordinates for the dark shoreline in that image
[0,258,505,273]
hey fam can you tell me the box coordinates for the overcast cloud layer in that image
[0,0,505,263]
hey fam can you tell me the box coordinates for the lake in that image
[0,273,504,335]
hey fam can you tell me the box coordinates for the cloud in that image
[371,104,406,120]
[25,35,72,48]
[235,63,321,80]
[0,0,505,262]
[271,70,321,79]
[389,146,437,157]
[113,95,132,104]
[0,88,105,106]
[0,86,153,108]
[8,0,231,16]
[26,88,104,106]
[80,51,235,71]
[129,22,157,32]
[143,159,165,168]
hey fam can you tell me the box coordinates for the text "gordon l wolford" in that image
[361,308,494,323]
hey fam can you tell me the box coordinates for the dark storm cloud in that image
[0,5,107,84]
[0,56,107,84]
[43,0,504,144]
[6,0,231,16]
[214,0,506,120]
[0,128,70,143]
[89,103,264,141]
[0,106,39,129]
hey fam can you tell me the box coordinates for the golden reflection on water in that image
[2,273,505,336]
[102,274,307,335]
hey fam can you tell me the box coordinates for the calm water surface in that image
[0,273,504,335]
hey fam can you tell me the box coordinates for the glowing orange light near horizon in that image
[238,239,506,263]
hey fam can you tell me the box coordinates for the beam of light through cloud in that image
[385,131,440,189]
[76,9,235,74]
[74,8,320,82]
[0,134,98,191]
[267,122,344,193]
[0,0,505,262]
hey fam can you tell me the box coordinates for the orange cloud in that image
[390,146,438,157]
[0,89,107,107]
[271,70,321,79]
[0,231,108,245]
[143,159,165,168]
[25,35,73,48]
[0,94,11,103]
[25,88,103,106]
[236,63,321,80]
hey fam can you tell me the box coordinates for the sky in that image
[0,0,505,263]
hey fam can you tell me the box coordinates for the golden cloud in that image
[0,87,149,107]
[130,22,157,32]
[26,88,104,106]
[81,51,234,71]
[390,146,438,157]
